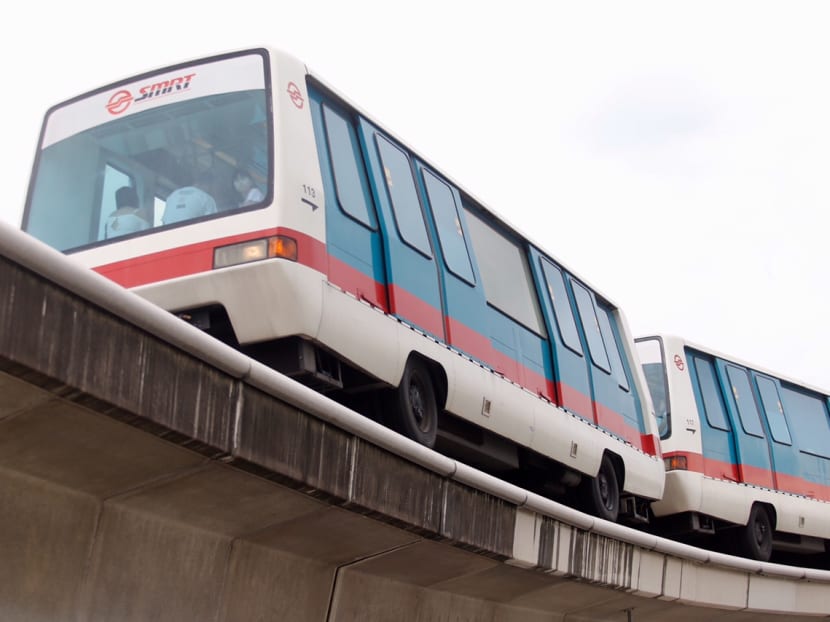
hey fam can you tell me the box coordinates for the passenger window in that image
[755,375,792,445]
[596,303,630,391]
[725,365,765,437]
[571,281,611,373]
[464,208,545,335]
[375,135,431,255]
[422,171,474,283]
[322,105,376,228]
[690,353,730,431]
[781,385,830,458]
[540,259,582,354]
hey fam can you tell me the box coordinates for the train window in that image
[690,353,730,431]
[636,338,670,438]
[464,209,545,335]
[540,259,582,354]
[597,303,630,391]
[781,385,830,458]
[322,105,376,228]
[422,170,474,283]
[755,375,792,445]
[26,83,271,252]
[725,365,765,438]
[375,135,431,256]
[571,281,611,373]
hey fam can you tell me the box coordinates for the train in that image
[20,46,830,563]
[637,335,830,561]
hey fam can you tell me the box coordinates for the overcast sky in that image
[4,1,829,389]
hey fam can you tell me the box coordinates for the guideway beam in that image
[0,227,827,621]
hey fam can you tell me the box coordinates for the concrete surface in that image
[1,246,828,621]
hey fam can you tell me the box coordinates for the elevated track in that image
[1,221,828,621]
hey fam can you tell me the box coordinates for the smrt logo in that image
[105,72,197,115]
[106,90,133,115]
[287,82,304,109]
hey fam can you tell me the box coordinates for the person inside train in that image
[162,171,218,225]
[104,186,150,239]
[232,168,265,208]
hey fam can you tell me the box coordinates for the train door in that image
[687,351,740,481]
[715,362,775,489]
[569,280,644,446]
[309,93,388,310]
[753,373,796,492]
[415,166,488,356]
[358,121,444,339]
[533,254,592,418]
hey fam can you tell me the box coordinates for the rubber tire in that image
[393,360,438,448]
[581,455,620,522]
[738,505,773,561]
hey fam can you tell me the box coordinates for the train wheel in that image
[738,505,773,561]
[393,359,438,448]
[581,455,620,522]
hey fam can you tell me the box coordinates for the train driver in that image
[105,186,150,239]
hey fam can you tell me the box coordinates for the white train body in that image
[638,335,830,557]
[23,47,664,520]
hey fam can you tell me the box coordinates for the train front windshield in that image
[23,51,271,252]
[635,338,671,438]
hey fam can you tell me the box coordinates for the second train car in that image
[637,334,830,561]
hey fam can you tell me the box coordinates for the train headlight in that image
[664,455,688,471]
[214,235,298,268]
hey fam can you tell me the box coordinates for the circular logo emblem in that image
[287,82,304,109]
[673,354,685,371]
[107,90,134,115]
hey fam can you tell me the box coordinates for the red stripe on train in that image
[663,451,830,500]
[92,233,656,456]
[327,254,389,311]
[389,284,444,339]
[94,227,326,287]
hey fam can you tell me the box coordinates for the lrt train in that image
[21,46,829,562]
[637,335,830,562]
[22,46,662,526]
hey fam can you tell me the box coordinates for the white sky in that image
[4,1,829,389]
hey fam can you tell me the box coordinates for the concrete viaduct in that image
[1,221,828,621]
